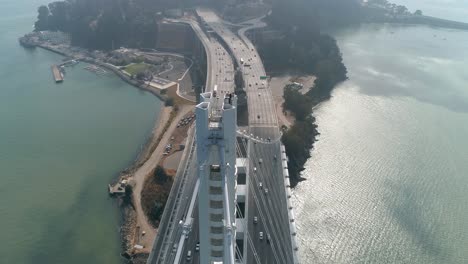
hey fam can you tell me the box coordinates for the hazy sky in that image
[391,0,468,22]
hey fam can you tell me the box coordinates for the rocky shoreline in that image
[119,202,151,264]
[116,106,177,262]
[18,36,173,262]
[20,39,168,102]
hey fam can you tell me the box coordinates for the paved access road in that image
[147,127,197,264]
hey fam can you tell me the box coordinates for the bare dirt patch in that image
[270,74,316,128]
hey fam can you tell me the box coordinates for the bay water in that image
[0,1,161,263]
[3,0,468,264]
[294,2,468,263]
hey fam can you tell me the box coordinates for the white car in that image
[259,232,264,240]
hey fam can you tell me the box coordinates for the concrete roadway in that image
[148,16,236,264]
[196,9,296,264]
[179,203,200,264]
[175,18,235,95]
[175,16,236,264]
[147,128,197,264]
[149,10,296,263]
[196,9,279,140]
[246,140,294,264]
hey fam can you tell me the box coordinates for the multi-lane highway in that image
[196,8,296,264]
[197,9,279,139]
[149,8,297,264]
[174,17,237,264]
[148,15,236,264]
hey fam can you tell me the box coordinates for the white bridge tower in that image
[195,91,238,264]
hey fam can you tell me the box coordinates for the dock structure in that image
[51,65,63,83]
[108,182,127,196]
[84,65,107,75]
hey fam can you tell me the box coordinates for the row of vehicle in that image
[259,231,271,243]
[186,242,199,262]
[172,241,199,262]
[163,143,173,156]
[253,215,272,243]
[177,114,195,128]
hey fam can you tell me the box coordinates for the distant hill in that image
[32,0,231,50]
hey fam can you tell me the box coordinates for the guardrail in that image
[147,127,196,264]
[280,144,300,264]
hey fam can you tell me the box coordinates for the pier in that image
[51,65,63,83]
[84,65,107,75]
[108,179,128,196]
[59,59,79,67]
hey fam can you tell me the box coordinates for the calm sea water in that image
[293,2,468,264]
[0,1,161,263]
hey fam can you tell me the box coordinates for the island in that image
[19,0,468,262]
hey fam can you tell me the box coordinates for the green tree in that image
[34,5,50,31]
[283,85,313,121]
[396,5,408,15]
[154,165,168,183]
[281,116,318,184]
[48,1,72,32]
[123,185,134,206]
[136,71,146,80]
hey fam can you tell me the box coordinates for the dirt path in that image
[275,99,293,128]
[131,105,193,252]
[270,76,295,128]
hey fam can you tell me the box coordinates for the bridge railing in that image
[280,144,300,264]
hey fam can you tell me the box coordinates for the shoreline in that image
[19,41,185,262]
[118,106,175,263]
[31,42,168,102]
[25,42,171,172]
[269,74,322,186]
